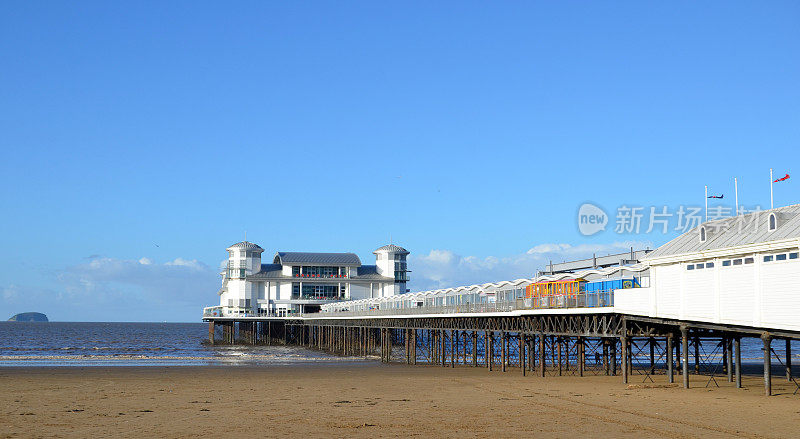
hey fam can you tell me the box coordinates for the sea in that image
[0,322,372,367]
[0,321,795,367]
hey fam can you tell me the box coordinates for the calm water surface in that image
[0,322,795,367]
[0,322,371,367]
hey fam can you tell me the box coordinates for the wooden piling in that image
[472,331,478,367]
[734,336,742,389]
[727,337,734,383]
[610,339,617,376]
[681,327,689,389]
[539,333,546,377]
[649,337,655,376]
[667,335,674,383]
[578,337,584,377]
[786,339,792,382]
[488,332,494,371]
[621,334,628,384]
[557,337,562,376]
[450,330,456,368]
[520,334,526,376]
[441,330,446,368]
[501,332,507,372]
[208,321,215,345]
[762,333,772,396]
[603,339,609,375]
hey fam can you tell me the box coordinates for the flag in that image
[707,194,724,199]
[773,173,790,183]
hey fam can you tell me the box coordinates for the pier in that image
[205,310,799,397]
[204,205,800,397]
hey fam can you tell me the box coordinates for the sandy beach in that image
[1,363,798,438]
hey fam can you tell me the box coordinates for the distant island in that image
[8,312,48,322]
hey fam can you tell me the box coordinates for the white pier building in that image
[205,243,410,317]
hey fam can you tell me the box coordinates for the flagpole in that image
[705,185,708,222]
[734,177,739,215]
[770,168,774,209]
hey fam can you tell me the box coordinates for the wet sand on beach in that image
[1,364,798,438]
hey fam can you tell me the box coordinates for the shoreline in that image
[2,363,799,438]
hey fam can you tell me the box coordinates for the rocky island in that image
[8,312,48,322]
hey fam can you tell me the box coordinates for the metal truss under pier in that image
[205,313,799,397]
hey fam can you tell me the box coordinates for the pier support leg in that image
[208,322,215,345]
[578,337,584,377]
[451,330,456,368]
[501,332,507,372]
[649,337,655,376]
[735,337,742,389]
[694,336,700,373]
[667,335,674,384]
[521,334,526,376]
[722,336,728,377]
[603,339,609,375]
[681,327,689,389]
[763,333,772,396]
[727,337,733,383]
[539,334,546,377]
[621,335,628,384]
[488,332,494,372]
[441,330,447,368]
[610,339,617,376]
[472,332,478,367]
[786,339,792,382]
[528,336,535,372]
[557,337,562,376]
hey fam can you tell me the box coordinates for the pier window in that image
[705,262,714,268]
[296,266,347,278]
[764,255,774,262]
[722,260,731,267]
[769,213,777,231]
[686,264,695,270]
[744,257,754,264]
[733,259,743,266]
[790,252,799,260]
[776,254,787,261]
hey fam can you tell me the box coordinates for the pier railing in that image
[204,291,617,319]
[306,291,615,318]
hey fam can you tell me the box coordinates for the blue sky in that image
[1,1,798,322]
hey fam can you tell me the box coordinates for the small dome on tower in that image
[226,241,264,252]
[374,244,409,254]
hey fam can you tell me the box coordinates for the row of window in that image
[291,283,346,299]
[292,266,348,277]
[687,251,799,270]
[377,254,407,261]
[763,252,799,262]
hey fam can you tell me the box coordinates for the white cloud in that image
[2,257,219,322]
[409,241,652,292]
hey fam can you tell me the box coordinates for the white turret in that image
[374,244,410,295]
[220,241,264,314]
[226,241,264,278]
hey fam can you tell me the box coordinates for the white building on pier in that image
[206,242,410,317]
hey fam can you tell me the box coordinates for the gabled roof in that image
[644,204,800,261]
[273,252,362,266]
